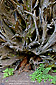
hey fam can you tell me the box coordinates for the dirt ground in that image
[0,70,55,85]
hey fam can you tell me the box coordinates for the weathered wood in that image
[0,0,56,70]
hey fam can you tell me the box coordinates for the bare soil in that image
[0,71,55,85]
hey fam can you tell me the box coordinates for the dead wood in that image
[0,0,56,71]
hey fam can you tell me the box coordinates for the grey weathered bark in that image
[0,0,56,70]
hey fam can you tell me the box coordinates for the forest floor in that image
[0,70,55,85]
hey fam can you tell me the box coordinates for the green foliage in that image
[3,68,14,78]
[51,76,56,84]
[53,70,56,73]
[29,64,56,84]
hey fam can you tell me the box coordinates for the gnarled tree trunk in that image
[0,0,56,71]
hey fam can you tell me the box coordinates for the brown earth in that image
[0,71,55,85]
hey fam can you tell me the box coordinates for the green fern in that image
[29,64,56,84]
[3,68,14,78]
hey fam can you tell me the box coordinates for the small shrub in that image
[29,64,56,84]
[3,68,14,78]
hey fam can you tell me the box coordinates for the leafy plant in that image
[3,68,14,78]
[29,64,56,84]
[53,70,56,73]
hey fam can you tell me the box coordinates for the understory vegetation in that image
[29,64,56,84]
